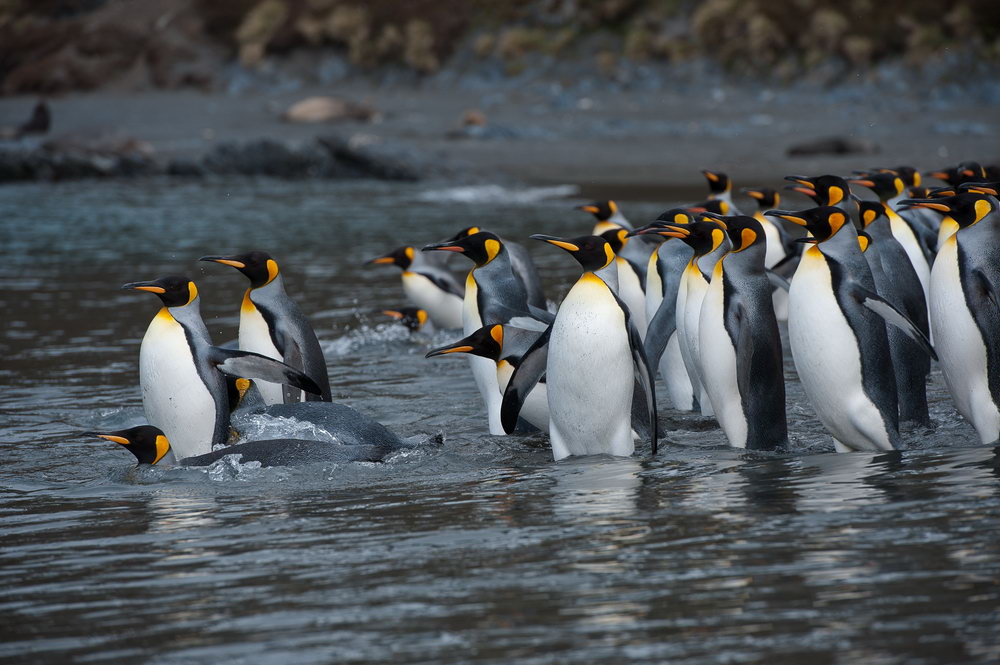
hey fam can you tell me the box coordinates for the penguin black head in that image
[226,377,255,413]
[784,174,851,207]
[765,206,851,243]
[857,230,873,253]
[702,169,732,195]
[857,200,887,228]
[444,225,484,242]
[531,234,615,272]
[598,227,630,254]
[703,214,765,253]
[85,425,172,465]
[365,246,416,270]
[426,324,503,362]
[742,187,780,209]
[890,166,920,188]
[383,307,428,331]
[897,193,997,229]
[925,162,986,186]
[686,199,729,215]
[575,200,619,222]
[848,172,905,201]
[908,186,930,199]
[638,220,727,257]
[200,251,279,289]
[423,231,503,267]
[958,182,999,196]
[121,275,198,308]
[627,209,696,238]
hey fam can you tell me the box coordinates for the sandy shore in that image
[1,78,997,199]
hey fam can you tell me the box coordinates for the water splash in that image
[416,184,579,204]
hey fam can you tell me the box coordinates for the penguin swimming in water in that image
[200,251,332,405]
[365,246,464,329]
[765,207,935,452]
[122,275,322,460]
[696,213,787,450]
[599,227,649,339]
[426,324,549,433]
[442,226,547,310]
[382,307,432,333]
[901,191,1000,444]
[501,234,657,460]
[423,231,552,435]
[856,201,932,426]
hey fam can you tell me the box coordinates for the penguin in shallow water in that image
[442,226,547,310]
[577,200,657,283]
[501,234,657,460]
[122,275,321,460]
[423,231,553,435]
[365,246,464,329]
[696,213,787,450]
[901,191,1000,444]
[599,227,649,338]
[742,187,792,320]
[87,424,400,467]
[765,207,935,452]
[426,323,549,433]
[382,307,432,333]
[200,251,332,405]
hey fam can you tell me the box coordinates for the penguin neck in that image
[156,448,178,467]
[609,210,632,230]
[864,216,893,241]
[819,221,865,264]
[697,239,731,278]
[593,261,619,292]
[724,243,766,277]
[250,273,286,306]
[880,200,903,222]
[165,298,211,343]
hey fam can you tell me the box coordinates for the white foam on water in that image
[416,184,579,204]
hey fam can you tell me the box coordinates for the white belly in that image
[464,275,504,434]
[889,214,931,299]
[617,258,648,339]
[547,276,634,460]
[239,299,284,405]
[645,252,662,323]
[931,239,999,443]
[760,217,786,269]
[659,332,694,411]
[679,268,713,416]
[496,360,549,433]
[698,274,747,447]
[789,248,894,451]
[140,310,216,459]
[402,272,464,329]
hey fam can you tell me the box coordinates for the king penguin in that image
[200,251,332,405]
[426,324,549,433]
[696,213,787,450]
[702,170,743,214]
[382,307,432,333]
[365,245,464,329]
[901,191,1000,444]
[442,226,547,310]
[577,200,657,283]
[742,187,792,320]
[599,227,649,339]
[501,234,657,459]
[122,275,322,460]
[765,207,935,452]
[423,231,552,435]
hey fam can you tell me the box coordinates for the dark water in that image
[1,179,998,665]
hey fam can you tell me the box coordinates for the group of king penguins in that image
[91,160,1000,468]
[372,161,1000,459]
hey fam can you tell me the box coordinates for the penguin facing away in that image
[901,192,1000,444]
[365,245,464,329]
[696,213,787,450]
[765,207,935,452]
[201,251,332,405]
[501,234,657,460]
[122,275,322,460]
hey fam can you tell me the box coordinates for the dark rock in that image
[786,136,880,157]
[201,139,336,178]
[166,158,206,176]
[317,134,423,181]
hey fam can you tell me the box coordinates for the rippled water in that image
[1,179,998,664]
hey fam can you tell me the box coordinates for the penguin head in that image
[382,307,428,331]
[686,199,729,215]
[576,200,618,222]
[531,234,615,272]
[857,200,887,228]
[365,246,415,270]
[958,182,999,196]
[897,193,997,229]
[704,214,766,253]
[908,186,930,199]
[848,172,906,202]
[423,231,503,267]
[890,166,920,188]
[200,251,279,288]
[765,206,851,243]
[86,425,172,465]
[784,174,851,207]
[121,275,198,308]
[638,220,728,257]
[701,169,732,196]
[226,376,255,413]
[742,187,780,209]
[598,227,630,254]
[627,209,696,238]
[443,225,482,242]
[926,161,986,186]
[426,324,504,362]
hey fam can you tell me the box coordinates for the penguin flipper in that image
[500,325,552,434]
[207,347,323,396]
[642,302,677,370]
[420,269,465,298]
[280,340,305,404]
[627,305,659,455]
[849,285,938,361]
[765,269,791,292]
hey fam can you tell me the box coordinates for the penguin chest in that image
[645,252,663,321]
[888,213,930,295]
[759,218,786,269]
[402,271,463,329]
[239,294,285,406]
[462,272,481,334]
[930,240,991,429]
[139,310,216,459]
[497,360,549,433]
[616,258,648,337]
[547,276,634,458]
[698,273,746,446]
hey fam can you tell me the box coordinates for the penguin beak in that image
[848,178,876,188]
[425,342,476,358]
[742,188,764,200]
[84,432,131,445]
[576,204,600,214]
[121,280,166,294]
[422,241,466,253]
[785,185,819,198]
[365,255,396,265]
[382,309,404,320]
[698,213,728,229]
[925,170,950,181]
[784,175,815,189]
[530,234,580,252]
[896,199,952,213]
[651,225,690,239]
[702,170,720,182]
[200,255,246,269]
[765,210,809,226]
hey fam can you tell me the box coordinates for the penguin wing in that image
[207,347,323,395]
[847,284,938,361]
[500,325,552,434]
[765,269,790,292]
[623,296,659,455]
[418,269,464,298]
[642,300,677,370]
[278,337,305,403]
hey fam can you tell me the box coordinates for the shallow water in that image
[1,178,997,664]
